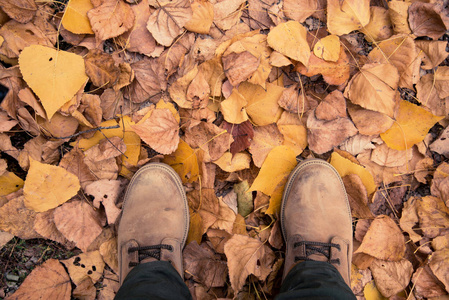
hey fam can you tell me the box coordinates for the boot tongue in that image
[141,256,158,264]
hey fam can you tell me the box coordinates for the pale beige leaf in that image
[315,90,346,121]
[370,259,413,298]
[34,210,73,247]
[0,195,40,239]
[327,0,370,35]
[339,134,377,156]
[85,180,123,225]
[211,198,237,234]
[61,251,105,286]
[388,1,411,34]
[283,0,316,22]
[347,103,394,136]
[371,143,413,168]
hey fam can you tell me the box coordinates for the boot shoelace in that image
[128,244,173,267]
[294,241,341,265]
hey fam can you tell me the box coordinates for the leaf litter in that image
[1,0,449,299]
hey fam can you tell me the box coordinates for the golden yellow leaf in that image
[360,6,393,43]
[248,124,283,168]
[276,112,307,156]
[23,158,81,212]
[313,35,340,62]
[388,1,411,34]
[364,281,387,300]
[330,151,376,195]
[249,146,297,214]
[239,81,284,126]
[267,21,310,66]
[327,0,370,36]
[187,210,203,245]
[213,152,251,173]
[163,139,200,183]
[0,171,24,196]
[18,45,88,119]
[380,101,444,151]
[184,0,213,34]
[62,0,94,34]
[220,89,248,124]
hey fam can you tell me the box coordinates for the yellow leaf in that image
[388,1,411,34]
[213,152,251,172]
[239,81,284,126]
[313,35,340,62]
[364,281,387,300]
[19,45,88,119]
[249,146,297,214]
[187,210,203,244]
[74,116,141,172]
[0,172,24,196]
[267,21,310,66]
[360,6,393,43]
[62,0,94,34]
[327,0,370,36]
[23,158,81,212]
[277,112,307,156]
[220,89,248,124]
[330,151,376,195]
[184,0,214,34]
[163,139,200,183]
[380,101,444,151]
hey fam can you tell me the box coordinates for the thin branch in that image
[52,125,120,139]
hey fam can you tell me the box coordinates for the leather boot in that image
[118,163,189,284]
[281,159,352,286]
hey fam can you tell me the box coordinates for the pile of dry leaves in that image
[0,0,449,298]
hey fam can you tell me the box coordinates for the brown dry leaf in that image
[368,35,419,90]
[414,157,433,184]
[416,196,449,239]
[0,0,36,23]
[344,63,399,118]
[126,58,167,104]
[278,85,318,114]
[434,66,449,99]
[295,48,350,86]
[360,6,393,43]
[99,238,119,274]
[222,121,254,156]
[416,40,449,70]
[183,241,228,288]
[0,195,40,239]
[18,87,46,119]
[186,70,210,109]
[213,0,245,30]
[38,113,79,139]
[211,198,237,234]
[34,210,73,247]
[327,0,370,35]
[248,124,283,168]
[147,0,192,46]
[6,259,71,300]
[354,215,405,263]
[133,108,180,155]
[430,126,449,157]
[17,136,62,170]
[84,137,125,180]
[416,73,446,117]
[85,180,123,225]
[87,0,135,41]
[267,21,310,66]
[59,148,96,190]
[351,264,372,295]
[431,163,449,208]
[307,109,358,155]
[371,143,412,168]
[84,49,119,88]
[62,251,105,286]
[409,2,447,40]
[412,266,447,299]
[276,111,307,156]
[0,133,19,160]
[54,200,103,252]
[0,111,18,132]
[73,277,96,300]
[169,66,199,108]
[185,121,232,162]
[222,51,259,87]
[388,1,411,35]
[184,0,213,34]
[207,229,232,254]
[370,259,413,298]
[315,90,347,121]
[246,0,275,29]
[239,81,284,126]
[98,270,120,300]
[342,174,374,219]
[23,158,80,212]
[283,0,317,23]
[187,188,220,240]
[224,234,275,292]
[347,103,394,136]
[429,249,449,292]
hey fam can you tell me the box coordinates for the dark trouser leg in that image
[115,261,192,300]
[276,261,356,300]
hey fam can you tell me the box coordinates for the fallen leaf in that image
[207,229,232,254]
[213,0,245,30]
[222,121,254,156]
[416,40,449,70]
[19,45,88,119]
[342,174,374,219]
[214,152,250,173]
[313,35,340,62]
[408,2,447,39]
[6,259,71,300]
[224,234,275,292]
[347,103,394,136]
[339,134,377,156]
[269,51,292,67]
[187,188,220,239]
[370,259,413,298]
[34,210,73,247]
[248,124,283,168]
[54,200,103,252]
[146,0,192,46]
[73,277,96,300]
[412,266,447,298]
[99,238,119,274]
[276,111,307,156]
[344,63,399,118]
[278,85,318,114]
[380,100,443,151]
[87,0,135,41]
[283,0,317,23]
[84,49,119,88]
[0,171,23,196]
[0,0,36,23]
[59,148,96,190]
[416,73,446,117]
[388,1,411,34]
[363,280,385,300]
[351,264,373,295]
[0,195,40,239]
[163,139,200,183]
[85,180,123,225]
[61,251,105,286]
[307,109,358,155]
[416,196,449,239]
[38,113,79,139]
[430,126,449,157]
[98,270,120,300]
[429,249,449,292]
[267,21,310,66]
[83,137,125,180]
[23,159,80,212]
[233,180,252,217]
[432,234,449,251]
[183,241,228,288]
[169,66,199,108]
[327,0,370,35]
[360,6,393,43]
[62,0,94,34]
[371,143,413,168]
[222,51,259,87]
[315,90,347,121]
[184,0,213,34]
[246,0,275,29]
[434,66,449,99]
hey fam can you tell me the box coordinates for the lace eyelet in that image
[169,246,174,252]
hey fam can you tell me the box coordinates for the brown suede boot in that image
[281,159,352,286]
[118,163,189,284]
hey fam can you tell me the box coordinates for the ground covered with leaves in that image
[0,0,449,299]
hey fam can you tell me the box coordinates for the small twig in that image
[52,125,120,140]
[98,129,129,159]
